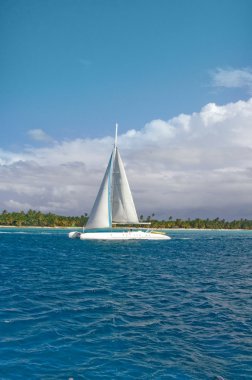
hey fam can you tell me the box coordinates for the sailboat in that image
[69,124,171,240]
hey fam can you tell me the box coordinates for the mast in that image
[111,123,139,225]
[114,122,118,149]
[109,123,118,225]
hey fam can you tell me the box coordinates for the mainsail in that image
[86,125,139,229]
[112,148,139,223]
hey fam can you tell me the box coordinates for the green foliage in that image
[142,215,252,230]
[0,209,88,227]
[0,210,251,229]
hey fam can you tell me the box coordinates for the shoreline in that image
[0,225,251,231]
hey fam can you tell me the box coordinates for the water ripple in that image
[0,229,251,379]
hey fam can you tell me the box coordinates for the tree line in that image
[0,209,88,227]
[0,210,251,229]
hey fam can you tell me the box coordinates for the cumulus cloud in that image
[211,67,252,94]
[1,98,252,219]
[27,128,53,142]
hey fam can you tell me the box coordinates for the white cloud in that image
[1,98,252,219]
[211,67,252,94]
[27,129,53,142]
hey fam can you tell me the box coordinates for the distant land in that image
[0,210,251,230]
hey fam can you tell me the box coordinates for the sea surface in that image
[0,228,251,380]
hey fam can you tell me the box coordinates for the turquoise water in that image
[0,228,251,379]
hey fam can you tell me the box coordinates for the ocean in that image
[0,228,251,379]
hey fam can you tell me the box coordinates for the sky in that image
[0,0,252,219]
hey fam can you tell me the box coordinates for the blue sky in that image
[1,0,251,148]
[0,0,252,218]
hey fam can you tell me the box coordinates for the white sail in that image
[86,125,138,229]
[85,153,113,229]
[112,148,139,224]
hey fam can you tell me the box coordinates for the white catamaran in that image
[69,125,171,240]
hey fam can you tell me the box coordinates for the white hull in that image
[68,231,82,239]
[69,230,171,240]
